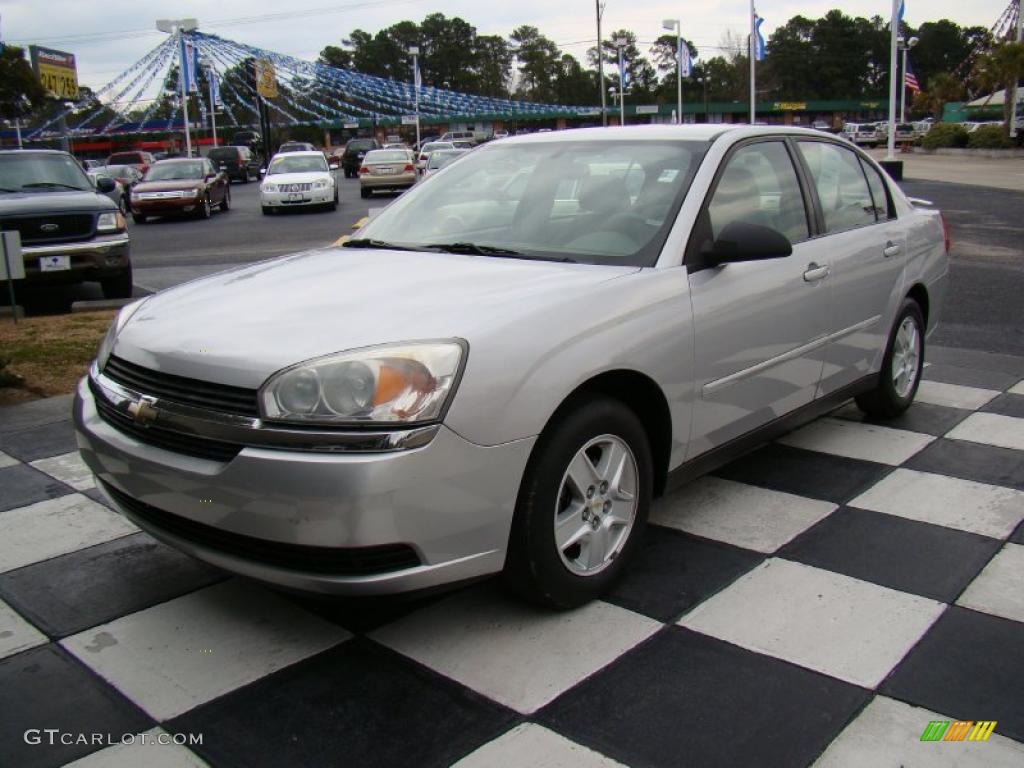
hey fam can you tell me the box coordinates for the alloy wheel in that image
[892,315,920,399]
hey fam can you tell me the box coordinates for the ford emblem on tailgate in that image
[40,223,60,233]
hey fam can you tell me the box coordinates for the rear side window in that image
[705,141,810,245]
[797,141,876,233]
[859,158,893,221]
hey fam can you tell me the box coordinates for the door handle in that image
[803,262,830,282]
[883,241,901,258]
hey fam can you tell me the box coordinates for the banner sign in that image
[29,45,79,99]
[255,59,278,98]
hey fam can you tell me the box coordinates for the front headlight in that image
[95,298,148,370]
[259,341,466,426]
[312,179,330,189]
[97,211,126,233]
[182,188,199,199]
[262,183,277,193]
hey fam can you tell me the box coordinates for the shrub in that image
[921,123,968,149]
[967,124,1014,149]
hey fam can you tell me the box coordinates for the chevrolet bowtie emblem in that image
[127,397,159,426]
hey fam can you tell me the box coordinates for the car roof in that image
[0,149,71,156]
[500,124,848,145]
[152,157,203,163]
[271,150,325,158]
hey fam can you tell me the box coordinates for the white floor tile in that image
[1009,379,1024,396]
[0,598,48,659]
[957,543,1024,624]
[814,696,1024,767]
[64,728,210,768]
[0,450,18,469]
[777,418,934,466]
[915,380,1000,410]
[948,412,1024,452]
[29,451,96,491]
[850,468,1024,539]
[371,587,660,714]
[679,559,944,689]
[0,493,137,574]
[452,723,626,768]
[652,476,836,553]
[61,580,349,721]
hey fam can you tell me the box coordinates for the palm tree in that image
[973,42,1024,133]
[913,72,965,119]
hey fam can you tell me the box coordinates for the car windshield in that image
[366,151,409,163]
[355,139,708,267]
[0,153,92,192]
[268,155,328,174]
[144,161,205,181]
[427,151,465,169]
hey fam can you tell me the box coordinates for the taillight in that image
[939,212,950,253]
[419,154,427,162]
[403,164,414,172]
[359,166,370,174]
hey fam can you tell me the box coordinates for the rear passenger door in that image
[685,139,832,458]
[794,141,904,394]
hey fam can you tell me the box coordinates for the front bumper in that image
[21,236,131,285]
[73,377,534,594]
[131,197,202,215]
[260,188,334,207]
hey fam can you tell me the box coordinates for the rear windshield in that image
[108,153,142,164]
[346,140,376,151]
[366,151,410,163]
[208,148,240,160]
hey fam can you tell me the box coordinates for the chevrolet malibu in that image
[75,126,948,607]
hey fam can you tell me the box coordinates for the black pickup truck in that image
[0,149,133,299]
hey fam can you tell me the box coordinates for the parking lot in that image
[1,165,1023,768]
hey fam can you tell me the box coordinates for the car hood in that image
[0,189,115,214]
[133,180,204,192]
[264,172,330,184]
[112,248,639,389]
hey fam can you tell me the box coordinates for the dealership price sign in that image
[29,45,79,100]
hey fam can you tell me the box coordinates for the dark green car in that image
[0,149,132,299]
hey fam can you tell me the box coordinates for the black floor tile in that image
[0,644,153,768]
[926,347,1024,377]
[833,400,970,437]
[713,443,891,504]
[82,487,112,509]
[288,589,450,635]
[170,639,517,768]
[0,532,227,638]
[780,507,1001,603]
[0,395,74,434]
[0,419,78,462]
[1012,521,1024,546]
[0,464,73,513]
[538,627,870,768]
[982,393,1024,419]
[922,363,1018,392]
[605,524,764,623]
[882,607,1024,743]
[905,438,1024,491]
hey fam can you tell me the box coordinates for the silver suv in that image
[75,126,948,607]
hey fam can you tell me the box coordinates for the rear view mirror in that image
[701,221,792,267]
[95,176,116,193]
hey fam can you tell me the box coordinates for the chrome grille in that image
[103,356,259,417]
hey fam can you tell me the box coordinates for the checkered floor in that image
[2,345,1023,768]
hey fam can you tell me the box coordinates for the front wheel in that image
[503,395,652,608]
[101,267,133,299]
[220,189,231,211]
[856,298,925,418]
[198,196,212,219]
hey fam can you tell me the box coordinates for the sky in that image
[1,0,1011,91]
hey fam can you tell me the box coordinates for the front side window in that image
[705,141,810,245]
[860,158,893,221]
[797,141,876,233]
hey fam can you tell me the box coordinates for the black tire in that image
[360,187,371,199]
[198,196,212,219]
[244,168,252,183]
[855,297,925,419]
[220,189,231,211]
[101,267,133,299]
[261,206,273,215]
[502,395,653,608]
[119,194,128,214]
[330,191,338,211]
[132,213,147,224]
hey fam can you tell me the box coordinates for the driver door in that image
[685,139,832,458]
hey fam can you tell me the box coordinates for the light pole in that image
[662,19,682,125]
[898,36,918,124]
[697,75,709,121]
[1011,2,1023,139]
[596,1,607,126]
[614,36,627,125]
[885,0,900,161]
[409,45,421,151]
[157,19,198,157]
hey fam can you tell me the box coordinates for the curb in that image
[332,216,369,246]
[71,299,134,313]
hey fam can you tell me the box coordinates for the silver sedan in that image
[75,126,948,607]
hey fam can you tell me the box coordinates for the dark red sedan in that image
[129,158,230,223]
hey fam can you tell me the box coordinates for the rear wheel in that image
[856,298,925,418]
[244,168,252,183]
[131,213,147,224]
[100,267,133,299]
[360,187,371,199]
[503,395,652,608]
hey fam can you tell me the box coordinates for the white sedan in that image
[259,151,337,214]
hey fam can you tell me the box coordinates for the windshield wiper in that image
[342,238,433,252]
[21,182,87,191]
[0,187,18,192]
[428,242,577,263]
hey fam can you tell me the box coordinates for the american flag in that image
[904,59,921,93]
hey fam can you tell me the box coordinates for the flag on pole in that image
[179,35,198,93]
[896,0,906,24]
[753,14,767,61]
[210,68,221,106]
[680,40,692,78]
[413,58,421,89]
[904,58,920,92]
[620,57,629,89]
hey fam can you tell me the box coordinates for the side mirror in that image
[701,221,792,267]
[95,176,116,193]
[259,168,266,177]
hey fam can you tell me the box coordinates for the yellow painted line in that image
[331,216,369,247]
[352,216,369,230]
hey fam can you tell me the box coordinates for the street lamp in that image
[409,45,421,151]
[156,18,199,157]
[614,36,628,125]
[898,36,919,124]
[662,19,682,125]
[697,76,710,121]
